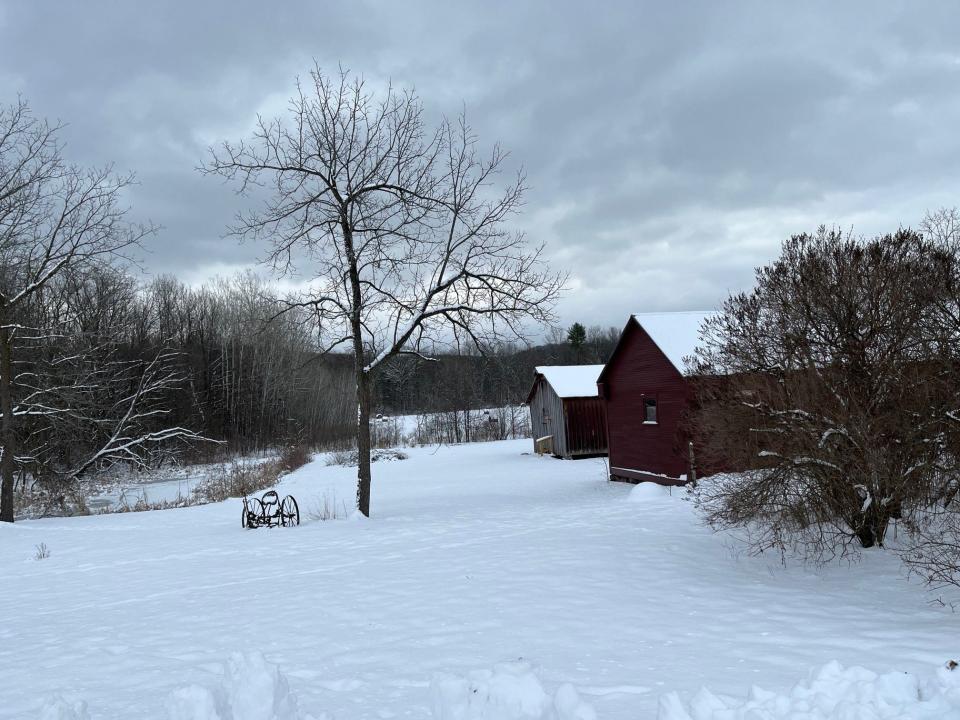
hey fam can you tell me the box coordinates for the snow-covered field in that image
[2,439,957,719]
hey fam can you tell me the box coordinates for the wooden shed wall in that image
[601,320,691,483]
[528,377,568,457]
[562,397,608,457]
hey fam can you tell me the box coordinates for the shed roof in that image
[629,311,715,373]
[533,364,605,399]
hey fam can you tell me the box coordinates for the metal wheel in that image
[243,497,264,529]
[281,495,300,527]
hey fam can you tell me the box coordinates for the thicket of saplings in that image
[690,219,960,591]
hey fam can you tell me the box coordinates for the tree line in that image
[371,325,619,416]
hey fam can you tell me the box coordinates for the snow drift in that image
[37,696,89,720]
[658,661,960,720]
[431,661,596,720]
[165,652,317,720]
[627,481,676,502]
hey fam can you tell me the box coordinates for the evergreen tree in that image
[567,322,586,362]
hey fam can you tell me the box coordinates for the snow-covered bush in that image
[690,228,960,558]
[431,661,595,720]
[658,661,960,720]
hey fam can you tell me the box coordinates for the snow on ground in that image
[659,661,960,720]
[1,439,957,719]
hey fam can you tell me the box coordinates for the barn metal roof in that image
[629,311,716,373]
[533,364,605,398]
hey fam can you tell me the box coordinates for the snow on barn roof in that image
[631,311,716,373]
[534,364,605,398]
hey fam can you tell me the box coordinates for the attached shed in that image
[526,365,607,459]
[597,312,715,485]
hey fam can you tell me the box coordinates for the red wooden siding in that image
[601,319,691,484]
[562,397,607,457]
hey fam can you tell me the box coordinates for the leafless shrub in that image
[278,444,311,473]
[308,491,350,521]
[690,227,960,559]
[105,488,194,514]
[16,480,91,519]
[192,444,312,503]
[325,449,357,467]
[902,497,960,593]
[34,542,50,560]
[192,461,277,504]
[693,473,867,564]
[326,448,408,467]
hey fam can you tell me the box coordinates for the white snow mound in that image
[657,661,960,720]
[627,481,675,502]
[37,695,90,720]
[166,652,305,720]
[431,661,596,720]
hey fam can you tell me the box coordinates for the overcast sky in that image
[1,1,957,330]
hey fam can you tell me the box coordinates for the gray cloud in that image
[2,1,958,329]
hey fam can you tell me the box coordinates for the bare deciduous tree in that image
[921,206,960,250]
[204,66,563,516]
[690,227,960,558]
[900,209,960,588]
[0,98,161,521]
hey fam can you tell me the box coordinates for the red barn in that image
[597,312,714,485]
[526,365,607,459]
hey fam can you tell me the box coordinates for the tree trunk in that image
[853,510,889,549]
[355,366,372,517]
[854,526,876,548]
[343,217,372,518]
[0,318,15,523]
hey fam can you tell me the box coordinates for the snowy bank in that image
[627,480,679,502]
[165,652,321,720]
[37,696,89,720]
[431,661,596,720]
[658,661,960,720]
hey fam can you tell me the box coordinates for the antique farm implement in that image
[242,490,299,528]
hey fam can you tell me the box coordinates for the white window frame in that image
[642,395,658,424]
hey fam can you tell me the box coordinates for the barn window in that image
[542,407,551,424]
[643,397,658,424]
